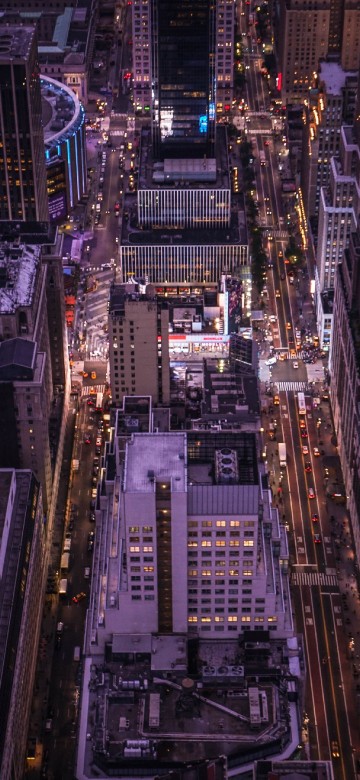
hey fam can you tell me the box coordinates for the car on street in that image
[312,513,319,522]
[293,361,299,369]
[331,740,340,759]
[313,447,320,456]
[72,592,86,603]
[304,461,312,472]
[313,533,322,544]
[301,429,308,438]
[302,445,309,455]
[275,289,280,298]
[84,434,91,445]
[91,371,97,379]
[265,357,277,366]
[308,487,315,499]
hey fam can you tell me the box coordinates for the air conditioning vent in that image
[215,448,238,484]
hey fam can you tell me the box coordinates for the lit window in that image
[228,616,238,622]
[143,546,153,552]
[244,540,254,547]
[216,540,226,547]
[188,616,198,623]
[243,569,253,576]
[202,570,211,576]
[201,540,212,547]
[216,520,226,527]
[202,520,212,527]
[201,617,211,622]
[130,546,140,552]
[129,526,139,532]
[144,566,154,572]
[230,540,239,547]
[188,541,198,548]
[230,520,240,527]
[188,569,198,576]
[268,616,277,623]
[229,569,239,576]
[214,616,224,622]
[241,616,251,622]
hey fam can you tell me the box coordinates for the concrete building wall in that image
[0,471,46,780]
[109,297,170,406]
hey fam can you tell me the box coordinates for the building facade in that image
[86,430,292,653]
[0,236,69,514]
[42,76,87,218]
[0,24,48,222]
[0,470,46,780]
[301,62,357,224]
[331,228,360,564]
[132,0,234,119]
[109,284,170,406]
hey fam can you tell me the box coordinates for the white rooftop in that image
[319,61,357,96]
[0,243,40,313]
[124,433,187,493]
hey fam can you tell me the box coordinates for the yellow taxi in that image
[91,371,97,380]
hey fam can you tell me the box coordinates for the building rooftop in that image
[319,60,357,96]
[0,338,36,376]
[138,125,230,191]
[0,242,41,313]
[0,23,36,60]
[123,433,187,493]
[121,202,246,248]
[41,75,85,153]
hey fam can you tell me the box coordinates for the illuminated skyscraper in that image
[0,24,48,223]
[132,0,234,129]
[151,0,216,159]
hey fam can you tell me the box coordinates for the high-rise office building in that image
[275,0,360,103]
[132,0,234,121]
[0,234,70,514]
[85,429,292,648]
[301,61,358,224]
[0,469,46,780]
[331,226,360,563]
[151,0,216,159]
[0,24,48,223]
[108,283,170,406]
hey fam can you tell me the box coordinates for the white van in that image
[73,646,81,662]
[84,567,90,579]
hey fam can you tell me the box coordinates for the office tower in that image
[151,0,216,159]
[0,237,69,513]
[132,0,234,120]
[330,226,360,564]
[0,24,48,222]
[301,62,358,224]
[314,125,358,349]
[108,283,170,406]
[275,0,331,103]
[275,0,360,103]
[86,430,292,647]
[0,469,46,780]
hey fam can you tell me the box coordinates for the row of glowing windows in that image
[189,520,254,527]
[188,616,277,623]
[188,540,254,547]
[189,569,252,576]
[189,569,240,576]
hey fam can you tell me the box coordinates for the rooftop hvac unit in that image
[215,448,238,485]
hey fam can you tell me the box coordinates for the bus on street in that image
[297,392,306,415]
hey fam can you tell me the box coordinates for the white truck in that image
[279,442,287,468]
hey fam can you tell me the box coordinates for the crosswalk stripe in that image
[277,381,308,392]
[273,351,308,360]
[291,571,338,588]
[81,383,105,397]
